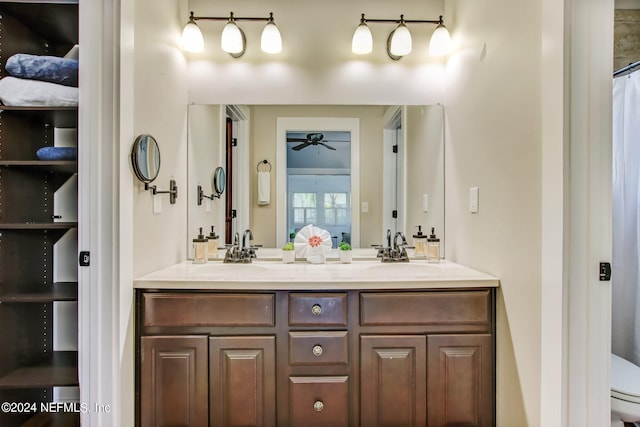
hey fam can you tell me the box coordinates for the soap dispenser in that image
[427,227,441,263]
[207,226,219,259]
[193,227,208,264]
[413,225,427,257]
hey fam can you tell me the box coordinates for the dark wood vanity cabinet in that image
[137,288,495,427]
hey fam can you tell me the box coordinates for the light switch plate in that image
[361,201,369,213]
[153,194,162,214]
[470,187,479,213]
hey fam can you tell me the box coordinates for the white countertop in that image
[134,257,499,291]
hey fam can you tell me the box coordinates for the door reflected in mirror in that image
[286,130,352,248]
[187,105,444,253]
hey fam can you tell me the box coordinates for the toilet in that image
[611,353,640,426]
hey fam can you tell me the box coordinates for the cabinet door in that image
[427,334,493,427]
[140,335,208,427]
[210,336,276,427]
[289,376,349,427]
[360,335,427,427]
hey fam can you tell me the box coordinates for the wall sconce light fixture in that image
[352,14,451,59]
[181,11,282,57]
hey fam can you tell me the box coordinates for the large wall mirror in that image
[187,104,444,253]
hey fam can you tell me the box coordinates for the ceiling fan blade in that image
[292,142,311,151]
[318,142,337,150]
[287,137,308,142]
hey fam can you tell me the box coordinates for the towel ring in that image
[257,159,271,172]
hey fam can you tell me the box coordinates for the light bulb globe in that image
[352,23,373,55]
[181,21,204,53]
[261,22,282,54]
[429,24,451,56]
[221,21,244,54]
[390,24,412,57]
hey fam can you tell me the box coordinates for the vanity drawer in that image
[289,293,348,326]
[289,331,349,365]
[289,376,349,427]
[360,290,491,327]
[142,292,275,327]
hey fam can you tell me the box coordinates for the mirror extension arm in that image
[197,184,221,205]
[147,179,178,204]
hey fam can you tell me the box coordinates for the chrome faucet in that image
[242,229,253,251]
[241,229,258,260]
[393,231,407,250]
[376,230,410,262]
[224,229,259,263]
[392,231,410,262]
[224,232,243,263]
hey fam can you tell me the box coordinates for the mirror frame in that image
[213,166,226,198]
[131,134,161,184]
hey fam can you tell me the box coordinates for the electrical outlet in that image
[205,199,212,213]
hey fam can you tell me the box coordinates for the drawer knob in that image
[312,345,323,357]
[313,400,324,412]
[311,304,322,316]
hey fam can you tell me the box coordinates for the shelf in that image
[0,106,77,112]
[0,351,78,388]
[20,412,80,427]
[0,222,77,230]
[0,282,78,303]
[0,161,77,174]
[1,1,78,5]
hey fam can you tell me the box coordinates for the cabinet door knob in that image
[312,345,323,357]
[311,304,322,316]
[313,400,324,412]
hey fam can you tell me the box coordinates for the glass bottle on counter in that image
[207,226,219,259]
[427,227,441,263]
[193,227,208,264]
[413,225,427,257]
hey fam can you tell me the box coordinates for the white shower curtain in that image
[612,70,640,366]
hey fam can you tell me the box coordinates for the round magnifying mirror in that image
[131,134,161,183]
[213,166,226,198]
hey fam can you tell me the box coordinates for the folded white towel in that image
[0,76,78,107]
[258,171,270,205]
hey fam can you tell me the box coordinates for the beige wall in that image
[130,0,545,424]
[405,106,445,248]
[444,0,542,425]
[132,0,189,276]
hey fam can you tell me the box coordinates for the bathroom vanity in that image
[134,259,498,427]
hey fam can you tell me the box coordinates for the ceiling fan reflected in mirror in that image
[287,132,348,151]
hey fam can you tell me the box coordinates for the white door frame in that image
[381,106,403,243]
[542,0,614,425]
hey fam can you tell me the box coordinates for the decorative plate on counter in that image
[293,224,332,263]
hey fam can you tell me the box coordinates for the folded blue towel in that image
[36,147,77,161]
[6,54,78,87]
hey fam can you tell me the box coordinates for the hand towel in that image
[258,171,270,205]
